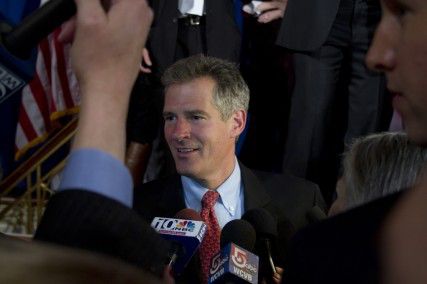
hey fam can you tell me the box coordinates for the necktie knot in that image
[202,190,219,210]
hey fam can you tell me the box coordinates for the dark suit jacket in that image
[283,192,402,284]
[148,0,241,72]
[276,0,340,51]
[133,163,326,282]
[34,190,171,277]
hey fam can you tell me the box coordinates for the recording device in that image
[0,0,76,105]
[242,208,278,281]
[209,219,259,284]
[151,209,207,275]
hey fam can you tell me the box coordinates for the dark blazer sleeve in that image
[34,190,171,277]
[276,0,340,51]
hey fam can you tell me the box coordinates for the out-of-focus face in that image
[366,0,427,146]
[163,76,246,188]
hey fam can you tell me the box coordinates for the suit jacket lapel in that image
[239,162,271,211]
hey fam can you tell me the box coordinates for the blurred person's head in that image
[364,1,427,283]
[366,0,427,146]
[329,132,427,216]
[0,236,164,284]
[161,55,249,189]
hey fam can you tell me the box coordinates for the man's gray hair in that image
[343,132,427,209]
[161,55,249,120]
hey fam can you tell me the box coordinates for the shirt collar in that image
[181,158,242,216]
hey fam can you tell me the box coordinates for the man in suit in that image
[276,0,390,204]
[126,0,241,184]
[133,55,325,283]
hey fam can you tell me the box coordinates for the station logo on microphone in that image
[0,63,25,104]
[151,217,206,240]
[209,243,259,284]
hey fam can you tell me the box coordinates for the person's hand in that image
[140,47,153,73]
[70,0,153,96]
[161,266,175,284]
[67,0,153,161]
[273,266,284,284]
[260,266,284,284]
[256,0,288,24]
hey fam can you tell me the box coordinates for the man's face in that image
[366,0,427,146]
[163,77,245,184]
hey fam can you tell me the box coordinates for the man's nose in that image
[173,119,191,140]
[365,24,396,72]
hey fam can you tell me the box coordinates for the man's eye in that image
[164,116,175,121]
[192,115,204,120]
[392,2,410,21]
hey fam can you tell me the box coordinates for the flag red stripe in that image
[53,30,74,109]
[28,75,51,130]
[39,38,52,84]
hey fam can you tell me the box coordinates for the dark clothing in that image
[277,0,391,204]
[34,190,170,277]
[147,0,241,74]
[283,192,402,284]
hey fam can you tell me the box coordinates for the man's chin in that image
[176,166,198,178]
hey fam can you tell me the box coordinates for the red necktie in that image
[199,190,221,283]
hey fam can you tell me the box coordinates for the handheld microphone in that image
[0,14,35,105]
[151,209,207,275]
[242,208,278,280]
[0,0,76,105]
[1,0,76,60]
[209,219,259,283]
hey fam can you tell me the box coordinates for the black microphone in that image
[242,208,278,282]
[0,0,76,105]
[150,209,207,276]
[220,219,256,251]
[1,0,76,59]
[209,219,259,283]
[0,16,34,105]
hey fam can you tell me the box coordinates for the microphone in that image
[242,208,278,282]
[150,209,207,275]
[1,0,76,59]
[306,205,327,223]
[0,16,34,105]
[0,0,76,105]
[209,219,259,283]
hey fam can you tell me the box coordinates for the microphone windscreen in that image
[174,208,203,221]
[220,219,256,251]
[242,208,278,238]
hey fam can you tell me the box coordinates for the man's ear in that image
[230,110,247,138]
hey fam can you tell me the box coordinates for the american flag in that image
[14,27,80,159]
